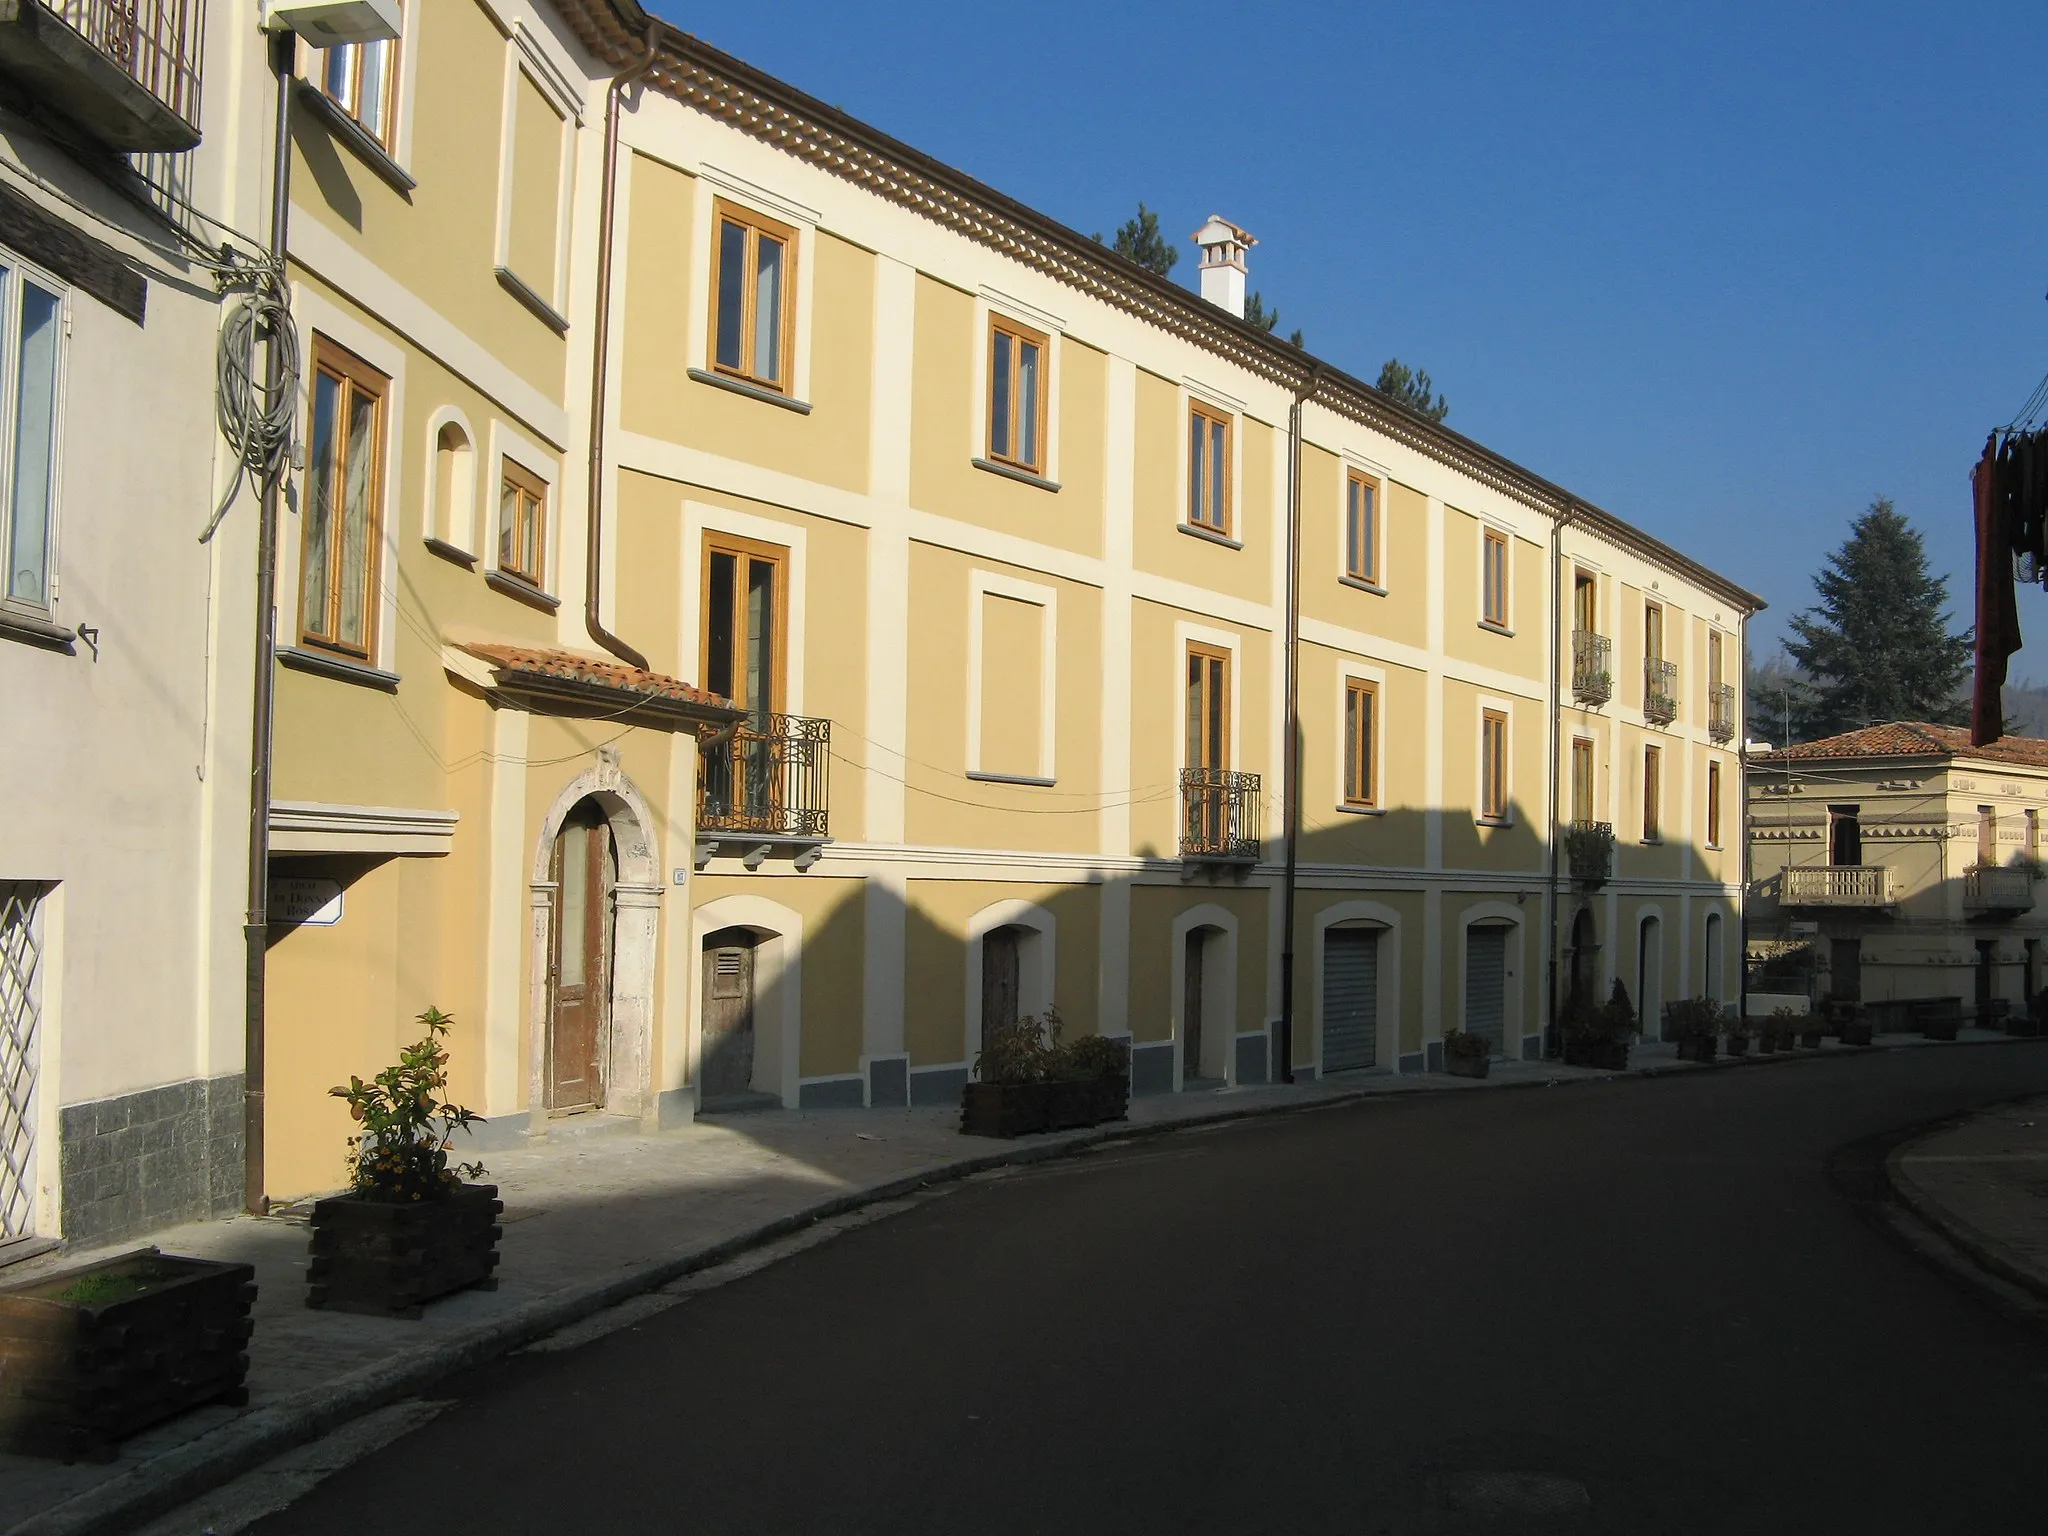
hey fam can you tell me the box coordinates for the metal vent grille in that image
[0,883,46,1240]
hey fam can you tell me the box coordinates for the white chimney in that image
[1192,215,1255,319]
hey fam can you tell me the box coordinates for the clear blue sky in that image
[650,0,2048,664]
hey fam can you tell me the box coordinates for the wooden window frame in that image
[1480,708,1509,823]
[1481,528,1510,629]
[1645,601,1665,663]
[1570,737,1595,824]
[316,5,402,151]
[497,459,548,589]
[1185,641,1232,772]
[985,314,1050,475]
[1643,745,1663,843]
[1572,570,1598,634]
[1706,759,1723,848]
[297,336,388,661]
[1186,399,1234,537]
[699,530,790,716]
[1344,470,1382,587]
[1343,679,1378,809]
[707,198,799,397]
[1707,629,1723,691]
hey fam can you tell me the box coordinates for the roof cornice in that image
[551,1,1764,615]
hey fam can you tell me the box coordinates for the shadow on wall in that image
[674,788,1732,1118]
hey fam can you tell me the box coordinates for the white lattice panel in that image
[0,883,44,1239]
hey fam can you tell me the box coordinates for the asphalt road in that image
[250,1046,2048,1535]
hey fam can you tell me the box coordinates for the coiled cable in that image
[199,261,299,543]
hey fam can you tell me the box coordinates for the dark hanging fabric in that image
[1975,433,2024,745]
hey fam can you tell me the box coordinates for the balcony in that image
[1564,820,1614,885]
[695,714,831,866]
[1571,631,1612,706]
[1782,865,1896,908]
[1643,657,1678,726]
[0,1,204,152]
[1708,682,1737,743]
[1180,768,1261,865]
[1964,865,2034,914]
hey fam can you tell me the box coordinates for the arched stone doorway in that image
[529,756,663,1124]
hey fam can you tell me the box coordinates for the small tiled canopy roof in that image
[1757,721,2048,770]
[460,643,740,719]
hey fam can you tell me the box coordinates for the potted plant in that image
[1920,999,1961,1042]
[1797,1015,1826,1049]
[1563,979,1636,1070]
[1665,997,1721,1063]
[962,1010,1055,1137]
[308,1008,501,1320]
[1056,1032,1132,1125]
[1442,1027,1492,1079]
[1725,1017,1754,1057]
[0,1249,256,1462]
[1760,1008,1787,1052]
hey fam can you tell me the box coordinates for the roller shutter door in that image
[1465,926,1508,1052]
[1322,927,1379,1073]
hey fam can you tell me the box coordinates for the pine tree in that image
[1783,497,1973,740]
[1375,358,1449,423]
[1093,203,1177,277]
[1243,290,1279,332]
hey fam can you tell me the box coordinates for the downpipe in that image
[1276,363,1323,1084]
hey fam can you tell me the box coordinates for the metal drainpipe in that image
[1276,363,1323,1085]
[1737,628,1752,1028]
[1543,503,1576,1057]
[243,26,295,1215]
[584,23,662,672]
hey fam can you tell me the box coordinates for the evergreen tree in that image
[1093,203,1177,276]
[1243,290,1279,332]
[1783,497,1973,739]
[1745,649,1810,747]
[1376,358,1449,422]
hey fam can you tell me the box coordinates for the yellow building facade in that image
[254,0,1759,1197]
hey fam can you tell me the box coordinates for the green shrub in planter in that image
[1564,979,1637,1070]
[1665,997,1722,1063]
[963,1011,1130,1136]
[1442,1027,1491,1079]
[309,1008,499,1319]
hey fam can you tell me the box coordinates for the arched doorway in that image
[701,927,762,1106]
[1181,925,1228,1086]
[981,923,1029,1044]
[1568,906,1599,1012]
[1638,915,1664,1037]
[1703,912,1724,1006]
[547,797,616,1111]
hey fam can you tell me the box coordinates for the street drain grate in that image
[1437,1470,1592,1518]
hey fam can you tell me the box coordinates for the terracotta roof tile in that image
[1758,721,2048,769]
[460,643,740,716]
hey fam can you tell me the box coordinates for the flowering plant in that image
[330,1007,485,1203]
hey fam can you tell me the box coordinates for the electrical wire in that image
[200,261,299,543]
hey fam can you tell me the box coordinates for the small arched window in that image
[429,419,475,552]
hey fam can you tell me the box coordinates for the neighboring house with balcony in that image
[1747,722,2048,1021]
[246,0,1759,1199]
[0,0,260,1250]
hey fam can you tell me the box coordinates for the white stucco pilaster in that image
[483,706,530,1116]
[864,255,915,848]
[1425,493,1445,872]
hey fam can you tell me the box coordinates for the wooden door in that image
[1183,929,1205,1082]
[700,931,757,1101]
[1573,573,1596,634]
[1185,643,1230,848]
[703,533,788,826]
[1831,808,1864,867]
[548,802,614,1111]
[1571,739,1595,823]
[981,926,1021,1052]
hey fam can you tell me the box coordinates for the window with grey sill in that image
[0,256,64,621]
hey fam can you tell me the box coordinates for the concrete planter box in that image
[1444,1052,1491,1079]
[1676,1035,1718,1063]
[0,1249,255,1462]
[1725,1035,1752,1057]
[307,1184,502,1320]
[1921,1019,1960,1042]
[961,1078,1128,1139]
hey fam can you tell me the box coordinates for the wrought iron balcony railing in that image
[1644,657,1678,726]
[1571,631,1612,706]
[1782,865,1895,908]
[1708,682,1737,743]
[1180,768,1261,862]
[0,0,205,150]
[1564,820,1614,885]
[697,714,831,841]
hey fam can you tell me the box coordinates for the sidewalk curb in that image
[0,1036,2012,1536]
[1884,1125,2048,1311]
